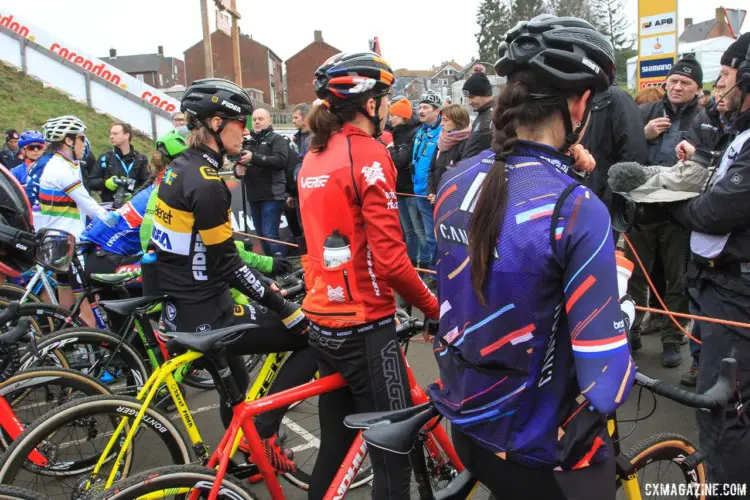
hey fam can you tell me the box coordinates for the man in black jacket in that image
[388,98,422,265]
[658,33,750,491]
[689,80,731,152]
[235,108,289,256]
[627,56,704,367]
[581,84,648,210]
[462,66,494,159]
[89,122,149,204]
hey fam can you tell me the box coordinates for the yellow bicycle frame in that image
[89,349,290,489]
[609,418,642,500]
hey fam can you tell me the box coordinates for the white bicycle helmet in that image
[42,115,87,142]
[419,91,442,108]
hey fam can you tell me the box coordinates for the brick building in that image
[680,8,744,43]
[101,46,186,89]
[184,30,284,109]
[285,31,340,106]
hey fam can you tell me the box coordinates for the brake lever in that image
[26,330,40,358]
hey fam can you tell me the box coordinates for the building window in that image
[269,55,275,76]
[159,74,163,87]
[135,74,144,82]
[446,68,453,75]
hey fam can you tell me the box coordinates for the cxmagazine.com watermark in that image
[645,483,748,497]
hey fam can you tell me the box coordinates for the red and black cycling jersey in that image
[298,124,439,327]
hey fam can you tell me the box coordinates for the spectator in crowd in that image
[634,86,665,105]
[388,97,422,265]
[10,130,45,185]
[412,90,443,271]
[79,138,96,193]
[89,122,149,204]
[690,77,730,152]
[700,88,711,107]
[172,111,187,128]
[428,104,471,200]
[462,65,494,158]
[284,103,311,238]
[628,55,704,367]
[0,129,22,168]
[581,83,648,212]
[657,31,750,490]
[235,108,289,256]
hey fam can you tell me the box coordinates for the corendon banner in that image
[637,0,678,90]
[0,10,180,114]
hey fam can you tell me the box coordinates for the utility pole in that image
[201,0,214,78]
[230,0,242,86]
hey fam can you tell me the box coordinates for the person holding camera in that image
[234,108,289,256]
[638,34,750,492]
[89,122,149,206]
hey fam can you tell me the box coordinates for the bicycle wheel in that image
[0,300,85,336]
[0,485,47,500]
[279,396,374,491]
[0,395,189,500]
[182,354,262,391]
[18,328,148,396]
[0,284,43,305]
[93,464,256,499]
[616,433,706,500]
[0,368,110,452]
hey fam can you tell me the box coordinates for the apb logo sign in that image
[640,12,676,36]
[640,57,674,79]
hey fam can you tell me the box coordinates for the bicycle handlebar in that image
[0,302,20,325]
[635,358,737,412]
[0,318,31,347]
[396,317,424,341]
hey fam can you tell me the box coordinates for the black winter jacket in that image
[580,85,647,209]
[688,104,727,152]
[90,146,149,203]
[389,117,420,194]
[463,100,493,158]
[240,127,289,202]
[640,95,702,166]
[670,112,750,269]
[428,139,468,196]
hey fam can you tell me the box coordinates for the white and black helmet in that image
[42,115,87,142]
[419,91,442,108]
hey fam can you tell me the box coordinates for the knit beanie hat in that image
[721,32,750,69]
[462,65,492,97]
[389,98,413,119]
[668,54,703,87]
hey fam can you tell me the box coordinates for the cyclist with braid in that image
[299,52,439,499]
[429,16,636,499]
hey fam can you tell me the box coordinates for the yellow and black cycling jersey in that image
[147,146,282,310]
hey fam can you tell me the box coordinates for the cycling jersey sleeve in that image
[354,142,439,319]
[556,187,635,415]
[190,172,285,312]
[60,167,107,222]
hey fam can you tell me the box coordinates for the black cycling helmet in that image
[0,165,35,277]
[314,52,395,137]
[181,78,254,156]
[495,15,616,148]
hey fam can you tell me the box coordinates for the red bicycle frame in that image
[201,351,463,500]
[0,396,48,466]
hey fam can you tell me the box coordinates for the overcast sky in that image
[1,0,747,70]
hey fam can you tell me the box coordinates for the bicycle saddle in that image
[162,323,257,354]
[100,295,169,317]
[361,404,439,455]
[344,402,432,430]
[90,273,137,286]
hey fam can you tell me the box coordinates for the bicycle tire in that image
[93,464,257,499]
[0,300,85,336]
[0,485,47,500]
[616,432,706,499]
[182,354,262,391]
[0,368,110,452]
[0,284,43,305]
[18,328,149,395]
[0,394,189,499]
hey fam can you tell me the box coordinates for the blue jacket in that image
[411,118,442,195]
[10,163,28,186]
[82,184,155,255]
[429,142,634,470]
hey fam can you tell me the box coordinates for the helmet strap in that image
[558,96,593,153]
[201,117,228,161]
[361,94,385,138]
